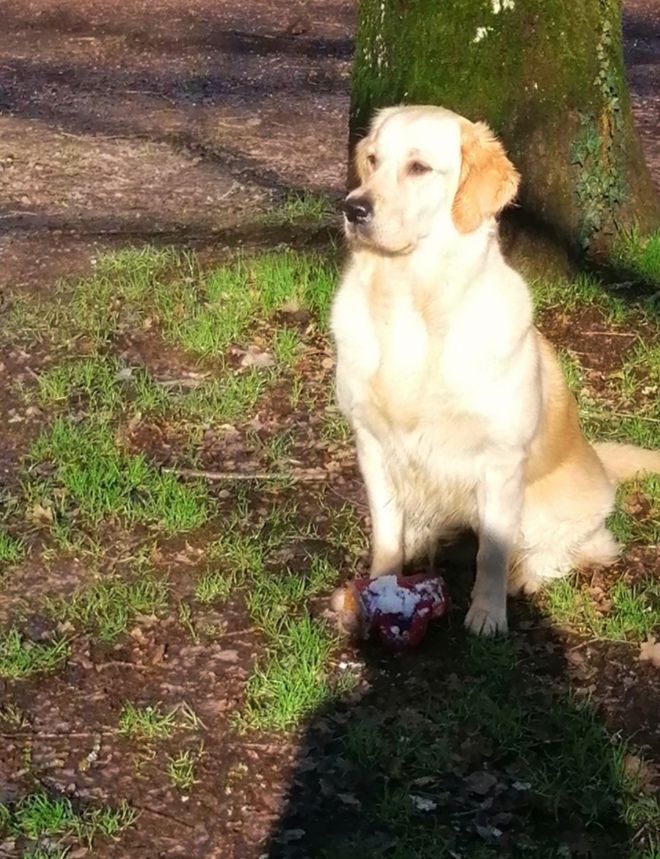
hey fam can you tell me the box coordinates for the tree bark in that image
[349,0,659,258]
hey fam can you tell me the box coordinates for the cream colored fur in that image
[331,105,660,636]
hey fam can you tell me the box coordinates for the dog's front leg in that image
[356,429,404,578]
[465,455,524,636]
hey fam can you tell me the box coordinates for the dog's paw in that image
[464,601,508,637]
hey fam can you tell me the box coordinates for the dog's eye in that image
[408,160,431,176]
[366,153,377,168]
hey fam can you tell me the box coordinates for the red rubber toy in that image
[334,573,450,650]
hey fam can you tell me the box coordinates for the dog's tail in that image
[593,442,660,483]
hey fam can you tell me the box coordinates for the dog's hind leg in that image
[571,526,621,568]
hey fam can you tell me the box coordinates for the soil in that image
[0,2,658,858]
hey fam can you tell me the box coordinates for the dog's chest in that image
[333,278,470,434]
[334,279,425,372]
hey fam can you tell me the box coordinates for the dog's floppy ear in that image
[451,120,520,233]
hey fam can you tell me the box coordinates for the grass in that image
[240,615,340,732]
[0,530,25,566]
[313,635,657,858]
[194,570,236,604]
[260,191,335,228]
[0,627,69,680]
[609,476,660,546]
[272,326,302,370]
[44,575,170,643]
[30,354,268,429]
[33,356,171,417]
[0,792,136,849]
[613,228,660,285]
[2,241,659,855]
[117,701,202,743]
[117,702,179,742]
[3,249,338,377]
[26,418,209,534]
[48,247,338,357]
[545,576,660,641]
[168,746,203,791]
[530,272,629,322]
[322,409,352,445]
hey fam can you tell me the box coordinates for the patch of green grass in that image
[0,530,25,566]
[118,701,201,744]
[318,632,653,858]
[618,340,660,403]
[117,702,178,742]
[194,570,236,605]
[167,746,203,791]
[289,373,305,409]
[11,248,338,372]
[608,476,660,546]
[210,529,265,579]
[325,502,367,555]
[33,357,172,418]
[0,294,51,347]
[545,576,660,641]
[60,247,185,350]
[557,347,585,397]
[23,848,71,859]
[240,615,339,731]
[321,409,352,445]
[2,791,136,849]
[613,229,660,286]
[27,418,209,534]
[45,576,170,643]
[183,370,266,424]
[530,272,628,322]
[260,191,334,228]
[166,259,258,358]
[0,701,29,729]
[0,627,69,680]
[272,326,302,370]
[261,431,294,469]
[32,353,269,432]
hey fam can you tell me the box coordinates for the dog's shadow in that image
[264,541,636,859]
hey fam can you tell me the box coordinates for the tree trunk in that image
[349,0,659,259]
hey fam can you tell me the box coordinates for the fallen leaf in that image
[410,795,437,812]
[214,649,239,662]
[240,347,274,368]
[337,792,361,808]
[465,770,498,795]
[639,637,660,668]
[277,829,305,844]
[31,502,53,524]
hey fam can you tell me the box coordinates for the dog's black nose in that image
[342,196,373,224]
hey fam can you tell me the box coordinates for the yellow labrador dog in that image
[331,104,660,636]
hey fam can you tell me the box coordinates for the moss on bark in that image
[350,0,659,258]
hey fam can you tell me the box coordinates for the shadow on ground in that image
[265,547,637,858]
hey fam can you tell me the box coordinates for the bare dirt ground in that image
[0,0,657,292]
[0,0,353,288]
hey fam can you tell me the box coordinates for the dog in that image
[331,104,660,636]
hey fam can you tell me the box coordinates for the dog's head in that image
[343,105,520,254]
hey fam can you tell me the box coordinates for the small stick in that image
[584,330,637,337]
[609,412,660,424]
[163,466,327,482]
[218,626,258,639]
[132,803,195,829]
[0,730,110,740]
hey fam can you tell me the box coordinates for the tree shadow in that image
[264,540,639,859]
